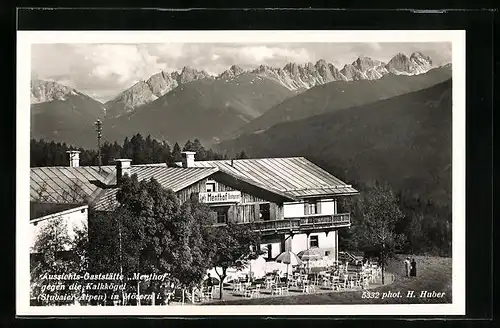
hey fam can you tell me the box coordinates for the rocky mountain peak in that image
[410,51,433,66]
[31,79,82,104]
[352,56,382,72]
[283,62,300,75]
[340,64,367,81]
[229,65,244,74]
[386,52,432,75]
[175,66,211,84]
[219,65,245,79]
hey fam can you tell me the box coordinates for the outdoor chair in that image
[301,281,311,293]
[233,282,243,292]
[265,279,274,290]
[253,284,262,297]
[202,287,213,300]
[243,284,261,298]
[271,285,282,295]
[353,275,363,288]
[330,276,340,290]
[338,274,348,289]
[362,275,370,289]
[243,287,253,298]
[321,276,331,288]
[287,277,299,288]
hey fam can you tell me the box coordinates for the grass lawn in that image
[208,255,452,305]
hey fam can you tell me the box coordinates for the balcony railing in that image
[243,213,351,235]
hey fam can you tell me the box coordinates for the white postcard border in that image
[16,30,466,316]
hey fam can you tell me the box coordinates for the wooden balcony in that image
[243,213,351,235]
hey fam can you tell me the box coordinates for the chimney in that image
[66,150,80,167]
[115,159,132,183]
[181,151,196,168]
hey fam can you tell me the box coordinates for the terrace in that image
[166,261,389,305]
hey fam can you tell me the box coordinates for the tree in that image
[30,218,88,305]
[115,174,214,296]
[166,198,214,289]
[347,181,406,284]
[236,150,249,159]
[171,142,183,163]
[204,223,262,299]
[183,140,194,152]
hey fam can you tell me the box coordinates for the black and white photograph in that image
[17,30,466,316]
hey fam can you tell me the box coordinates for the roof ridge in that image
[286,185,352,191]
[196,156,307,162]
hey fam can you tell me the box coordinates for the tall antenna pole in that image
[95,119,103,171]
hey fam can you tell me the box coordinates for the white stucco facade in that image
[30,205,88,252]
[283,198,337,218]
[258,198,342,262]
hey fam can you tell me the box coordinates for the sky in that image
[31,42,452,103]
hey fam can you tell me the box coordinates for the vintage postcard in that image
[17,30,465,316]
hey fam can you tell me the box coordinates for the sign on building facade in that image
[198,191,242,204]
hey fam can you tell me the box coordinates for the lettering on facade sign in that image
[198,191,242,203]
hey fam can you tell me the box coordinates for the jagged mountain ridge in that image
[103,66,212,117]
[234,64,452,136]
[249,51,432,91]
[103,51,435,116]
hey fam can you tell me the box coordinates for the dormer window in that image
[206,181,216,192]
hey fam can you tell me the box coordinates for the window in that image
[259,203,270,221]
[267,244,272,259]
[214,206,229,224]
[206,182,216,192]
[310,235,319,248]
[304,199,322,215]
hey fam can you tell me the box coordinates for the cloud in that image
[31,42,452,102]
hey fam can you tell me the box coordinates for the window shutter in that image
[254,204,260,220]
[317,201,322,214]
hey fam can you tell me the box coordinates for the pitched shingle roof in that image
[30,166,114,203]
[30,165,218,211]
[92,166,218,211]
[187,157,358,198]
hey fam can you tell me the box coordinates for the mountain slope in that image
[218,79,452,206]
[236,65,451,135]
[104,67,212,117]
[30,80,105,145]
[91,72,297,148]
